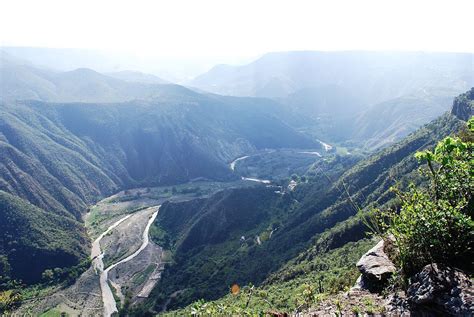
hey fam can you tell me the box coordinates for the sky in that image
[2,0,474,58]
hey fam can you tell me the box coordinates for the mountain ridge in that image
[189,51,473,101]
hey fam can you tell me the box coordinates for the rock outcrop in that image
[315,239,474,316]
[407,263,474,315]
[451,87,474,121]
[354,239,396,292]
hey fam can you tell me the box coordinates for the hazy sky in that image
[2,0,474,58]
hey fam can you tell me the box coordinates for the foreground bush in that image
[381,117,473,276]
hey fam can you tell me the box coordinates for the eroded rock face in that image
[451,87,474,121]
[355,239,396,292]
[407,263,474,315]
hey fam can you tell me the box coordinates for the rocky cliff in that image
[451,87,474,121]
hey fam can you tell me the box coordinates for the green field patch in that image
[39,309,68,317]
[132,264,156,285]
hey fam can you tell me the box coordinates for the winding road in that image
[92,206,160,317]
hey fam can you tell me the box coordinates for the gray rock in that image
[407,263,473,315]
[356,239,396,292]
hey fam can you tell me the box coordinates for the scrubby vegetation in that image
[377,117,473,277]
[0,191,88,284]
[125,114,463,315]
[0,94,315,286]
[1,50,472,316]
[0,258,91,314]
[147,240,372,316]
[141,94,470,315]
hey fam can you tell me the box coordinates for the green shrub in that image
[0,289,22,313]
[381,117,473,276]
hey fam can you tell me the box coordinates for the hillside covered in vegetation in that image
[0,46,472,316]
[142,89,473,316]
[0,91,317,286]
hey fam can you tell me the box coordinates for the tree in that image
[0,256,11,289]
[0,290,22,313]
[42,269,54,282]
[0,256,10,279]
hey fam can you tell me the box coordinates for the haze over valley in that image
[1,0,473,316]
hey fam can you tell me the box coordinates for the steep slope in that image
[1,92,316,208]
[147,186,293,310]
[267,112,464,266]
[0,191,87,284]
[0,102,122,218]
[452,87,474,120]
[350,89,456,149]
[278,87,461,148]
[0,89,317,284]
[144,91,469,313]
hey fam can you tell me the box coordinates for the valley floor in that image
[15,179,267,316]
[16,201,162,316]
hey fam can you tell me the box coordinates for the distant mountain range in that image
[188,51,473,149]
[0,46,251,83]
[189,51,473,100]
[0,52,176,103]
[3,50,472,150]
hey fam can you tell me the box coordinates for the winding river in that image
[230,155,250,171]
[92,207,160,317]
[230,155,272,184]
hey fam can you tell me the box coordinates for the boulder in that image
[407,263,474,315]
[355,239,396,292]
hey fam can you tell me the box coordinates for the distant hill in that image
[277,85,459,149]
[351,89,456,149]
[189,51,473,149]
[0,46,238,83]
[0,58,182,103]
[105,70,169,84]
[189,51,473,102]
